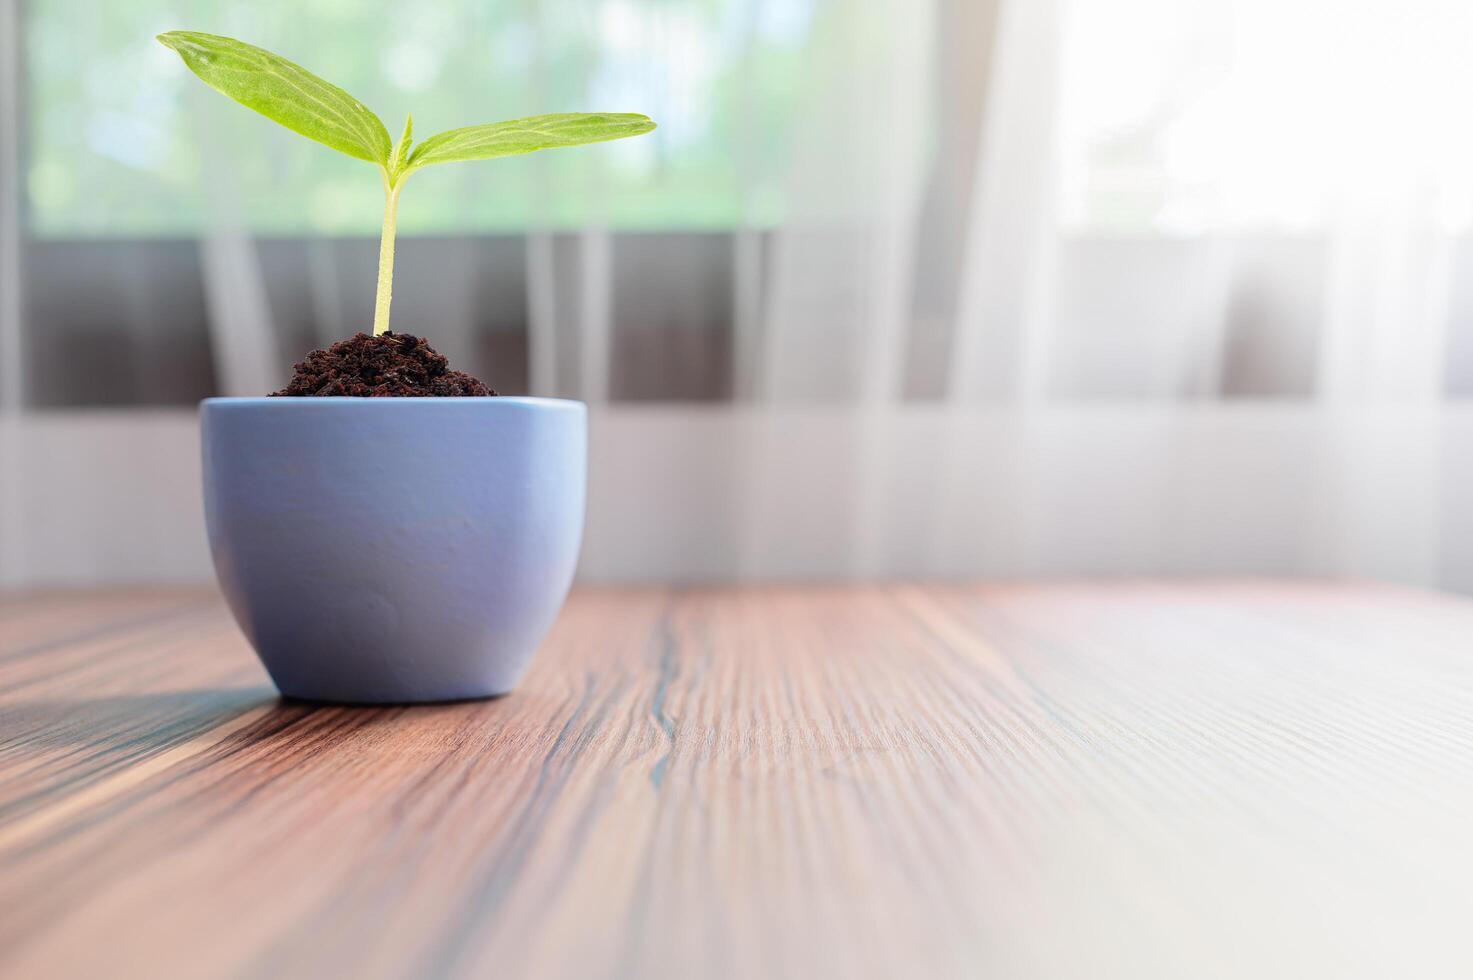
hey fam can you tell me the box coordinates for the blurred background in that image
[4,0,1473,589]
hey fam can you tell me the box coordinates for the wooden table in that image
[3,583,1473,979]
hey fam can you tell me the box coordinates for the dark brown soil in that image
[272,332,497,397]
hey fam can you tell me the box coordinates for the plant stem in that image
[372,178,403,336]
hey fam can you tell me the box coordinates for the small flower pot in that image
[200,397,586,703]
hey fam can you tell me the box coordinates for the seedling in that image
[158,31,655,336]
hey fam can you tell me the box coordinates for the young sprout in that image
[157,31,655,336]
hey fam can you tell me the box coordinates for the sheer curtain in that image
[7,0,1473,587]
[665,0,1473,583]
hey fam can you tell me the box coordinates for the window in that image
[16,1,824,406]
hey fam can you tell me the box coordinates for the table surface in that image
[3,582,1473,979]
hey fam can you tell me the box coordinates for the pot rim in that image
[201,396,585,411]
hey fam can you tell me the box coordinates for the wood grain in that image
[3,582,1473,979]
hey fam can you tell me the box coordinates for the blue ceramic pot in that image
[200,397,586,703]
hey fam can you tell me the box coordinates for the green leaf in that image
[406,112,656,171]
[389,113,413,176]
[157,31,391,165]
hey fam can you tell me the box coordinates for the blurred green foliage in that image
[27,0,816,236]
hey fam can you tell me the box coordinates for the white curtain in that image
[664,0,1468,584]
[8,0,1473,587]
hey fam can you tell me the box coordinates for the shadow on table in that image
[0,686,281,749]
[0,687,532,826]
[0,685,514,752]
